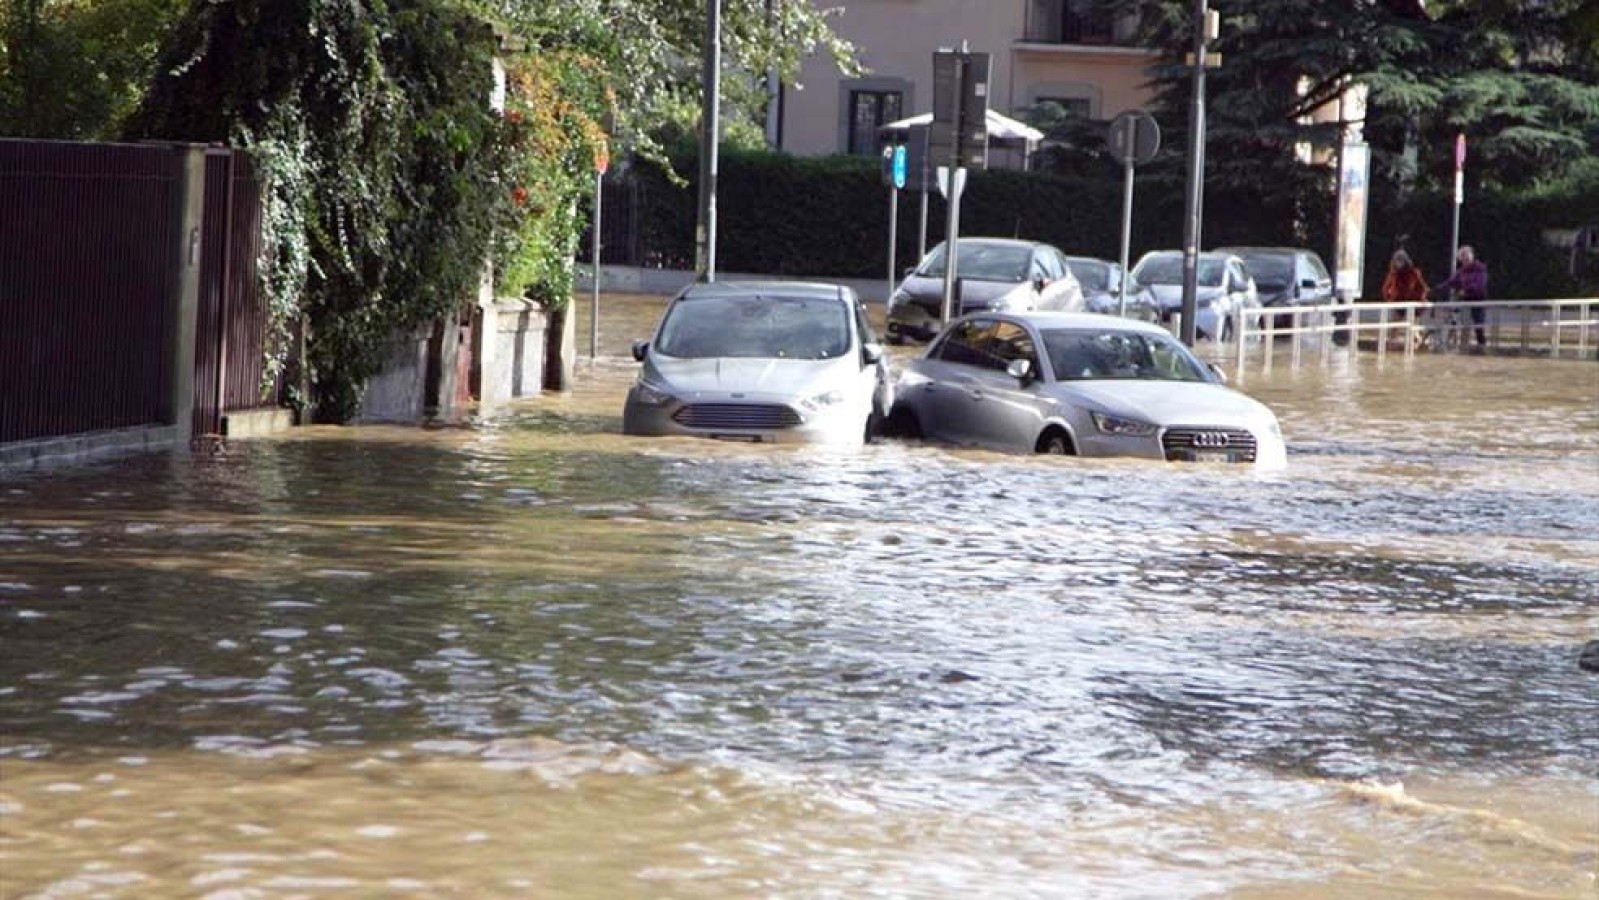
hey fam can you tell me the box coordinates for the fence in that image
[0,139,276,452]
[1217,298,1599,374]
[0,140,181,443]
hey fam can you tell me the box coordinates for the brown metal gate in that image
[0,140,181,443]
[192,149,275,437]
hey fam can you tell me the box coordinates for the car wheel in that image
[1036,428,1075,455]
[882,406,922,440]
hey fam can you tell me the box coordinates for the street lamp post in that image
[1178,0,1211,347]
[696,0,721,282]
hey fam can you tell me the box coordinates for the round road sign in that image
[1109,110,1161,166]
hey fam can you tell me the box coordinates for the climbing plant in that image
[129,0,582,422]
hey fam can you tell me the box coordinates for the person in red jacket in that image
[1381,250,1429,303]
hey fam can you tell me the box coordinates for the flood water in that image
[2,294,1596,898]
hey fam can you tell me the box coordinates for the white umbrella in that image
[879,108,1044,144]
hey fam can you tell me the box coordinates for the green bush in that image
[618,146,1598,299]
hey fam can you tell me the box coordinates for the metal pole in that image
[918,126,930,259]
[695,0,721,282]
[1118,156,1134,317]
[590,169,601,359]
[1178,0,1208,347]
[1449,176,1462,281]
[887,185,898,303]
[940,55,964,328]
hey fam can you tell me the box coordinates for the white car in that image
[886,311,1286,466]
[1131,250,1259,341]
[622,281,893,445]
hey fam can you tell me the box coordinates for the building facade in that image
[778,0,1159,158]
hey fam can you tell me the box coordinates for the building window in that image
[1037,96,1093,120]
[1027,0,1126,45]
[847,89,903,156]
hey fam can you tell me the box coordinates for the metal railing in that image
[1219,298,1599,372]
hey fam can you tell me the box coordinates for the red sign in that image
[1455,133,1466,171]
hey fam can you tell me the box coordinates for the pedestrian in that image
[1381,249,1430,349]
[1434,245,1490,347]
[1381,250,1428,303]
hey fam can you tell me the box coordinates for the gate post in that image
[169,144,208,433]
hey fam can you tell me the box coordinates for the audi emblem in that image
[1191,431,1231,448]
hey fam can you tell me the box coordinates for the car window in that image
[1241,253,1292,286]
[655,294,850,359]
[918,243,1031,283]
[1228,261,1248,289]
[986,322,1039,372]
[1038,249,1065,282]
[1136,254,1224,287]
[1064,258,1109,291]
[1306,253,1330,281]
[932,318,997,368]
[1042,327,1210,382]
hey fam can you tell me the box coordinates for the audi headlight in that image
[634,380,675,407]
[889,290,912,311]
[801,389,846,411]
[1091,411,1158,436]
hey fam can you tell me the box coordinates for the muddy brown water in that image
[2,294,1596,898]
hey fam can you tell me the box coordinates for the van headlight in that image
[889,290,911,312]
[634,380,675,406]
[1091,411,1158,436]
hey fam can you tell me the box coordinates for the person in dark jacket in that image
[1434,245,1490,346]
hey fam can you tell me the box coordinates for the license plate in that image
[710,434,762,443]
[1194,450,1234,463]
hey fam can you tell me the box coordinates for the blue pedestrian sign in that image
[891,145,907,189]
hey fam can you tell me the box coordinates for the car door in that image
[962,320,1050,452]
[854,299,892,415]
[907,318,997,444]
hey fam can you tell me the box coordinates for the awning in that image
[878,108,1045,144]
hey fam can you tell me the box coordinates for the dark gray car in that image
[1217,246,1336,328]
[886,238,1085,344]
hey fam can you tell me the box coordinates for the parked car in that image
[1062,255,1161,323]
[623,281,893,445]
[1215,246,1336,328]
[886,238,1085,344]
[1130,250,1260,341]
[886,311,1286,466]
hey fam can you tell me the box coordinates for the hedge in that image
[612,147,1599,300]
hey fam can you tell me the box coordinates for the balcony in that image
[1022,0,1139,47]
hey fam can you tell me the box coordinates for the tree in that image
[129,0,583,422]
[477,0,855,157]
[0,0,187,139]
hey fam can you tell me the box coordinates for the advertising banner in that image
[1334,142,1371,299]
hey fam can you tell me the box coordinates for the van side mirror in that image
[1300,278,1318,289]
[631,340,649,362]
[903,266,916,278]
[1206,361,1228,384]
[1032,275,1047,293]
[1006,358,1034,383]
[861,342,884,366]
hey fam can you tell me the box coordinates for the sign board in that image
[891,145,907,189]
[1108,110,1160,166]
[931,49,991,168]
[1333,142,1371,299]
[1454,133,1466,171]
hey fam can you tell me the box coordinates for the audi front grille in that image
[1162,427,1258,462]
[672,403,802,431]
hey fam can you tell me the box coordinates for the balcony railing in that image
[1022,1,1135,46]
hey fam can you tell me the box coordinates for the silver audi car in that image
[622,281,893,445]
[886,311,1286,466]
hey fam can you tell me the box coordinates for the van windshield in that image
[655,295,850,359]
